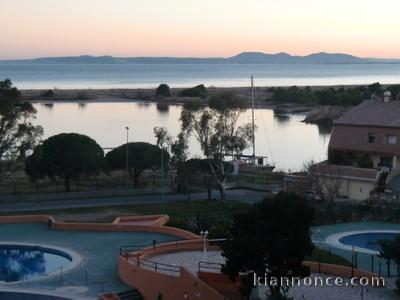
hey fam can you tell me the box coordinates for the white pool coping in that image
[0,241,83,286]
[0,287,94,300]
[324,230,400,255]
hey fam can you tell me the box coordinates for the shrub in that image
[208,92,246,111]
[179,84,207,99]
[356,155,373,168]
[183,99,202,111]
[156,84,170,97]
[42,89,55,99]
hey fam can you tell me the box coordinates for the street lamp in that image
[125,126,129,189]
[200,230,209,258]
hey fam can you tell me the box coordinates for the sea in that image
[1,63,400,89]
[2,62,400,170]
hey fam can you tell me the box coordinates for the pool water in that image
[0,245,71,283]
[0,223,180,294]
[339,232,399,252]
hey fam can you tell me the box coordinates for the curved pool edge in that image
[0,241,83,286]
[324,230,400,255]
[0,287,94,300]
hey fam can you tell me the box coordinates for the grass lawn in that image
[1,200,252,224]
[306,247,352,267]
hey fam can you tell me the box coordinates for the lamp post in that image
[200,230,209,258]
[161,145,164,212]
[125,126,129,194]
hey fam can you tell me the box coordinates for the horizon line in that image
[2,51,400,61]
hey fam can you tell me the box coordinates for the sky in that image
[1,0,399,59]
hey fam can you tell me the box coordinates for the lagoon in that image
[32,102,330,171]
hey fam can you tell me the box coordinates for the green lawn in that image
[306,247,352,267]
[1,200,251,223]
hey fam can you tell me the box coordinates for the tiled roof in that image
[335,101,400,127]
[313,161,378,181]
[329,124,400,155]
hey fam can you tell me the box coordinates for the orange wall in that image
[303,261,383,281]
[119,256,226,300]
[0,215,199,240]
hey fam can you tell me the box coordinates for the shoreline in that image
[20,84,366,123]
[19,85,338,114]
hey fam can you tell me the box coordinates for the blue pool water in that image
[0,245,72,283]
[339,232,399,252]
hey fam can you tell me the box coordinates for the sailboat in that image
[235,76,275,173]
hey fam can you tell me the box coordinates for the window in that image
[387,135,398,145]
[368,134,376,143]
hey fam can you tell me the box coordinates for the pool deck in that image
[0,214,199,299]
[145,250,225,276]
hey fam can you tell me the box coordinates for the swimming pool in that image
[0,244,74,283]
[0,222,181,297]
[339,232,399,252]
[311,222,400,275]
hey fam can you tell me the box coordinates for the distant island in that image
[2,52,400,64]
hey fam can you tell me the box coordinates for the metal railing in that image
[140,259,180,275]
[119,239,184,257]
[120,238,228,277]
[198,261,224,272]
[313,242,400,278]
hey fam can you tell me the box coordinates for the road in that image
[0,189,268,213]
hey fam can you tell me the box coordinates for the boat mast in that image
[251,75,256,161]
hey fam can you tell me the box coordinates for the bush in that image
[183,100,202,111]
[356,155,373,168]
[156,84,170,97]
[328,150,355,165]
[166,218,190,231]
[396,279,400,296]
[272,86,316,104]
[271,83,382,106]
[76,91,92,100]
[179,84,208,99]
[208,92,246,111]
[42,90,55,99]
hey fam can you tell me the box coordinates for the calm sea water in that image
[32,102,330,171]
[3,62,381,170]
[1,63,400,89]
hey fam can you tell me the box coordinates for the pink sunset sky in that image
[1,0,399,60]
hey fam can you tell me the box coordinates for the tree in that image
[41,89,55,99]
[166,126,215,203]
[187,158,214,201]
[176,158,215,205]
[303,160,343,206]
[106,142,168,188]
[0,79,43,182]
[179,84,208,99]
[378,235,400,278]
[156,84,171,97]
[221,192,314,299]
[180,92,252,201]
[25,133,104,192]
[169,130,191,199]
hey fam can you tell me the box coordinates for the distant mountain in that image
[302,52,366,64]
[32,55,122,64]
[1,52,398,64]
[228,52,296,63]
